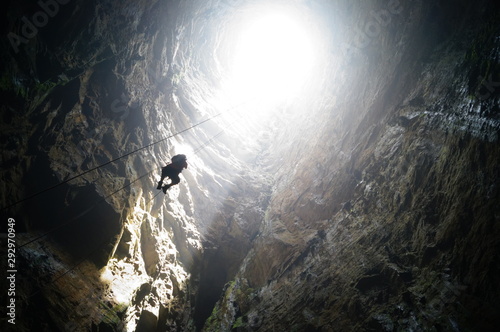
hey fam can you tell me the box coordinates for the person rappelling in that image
[156,154,188,194]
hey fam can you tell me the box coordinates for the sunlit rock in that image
[1,0,499,331]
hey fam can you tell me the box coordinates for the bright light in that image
[221,5,319,108]
[197,3,330,140]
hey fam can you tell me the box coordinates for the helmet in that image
[171,154,187,163]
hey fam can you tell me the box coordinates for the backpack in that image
[171,154,187,164]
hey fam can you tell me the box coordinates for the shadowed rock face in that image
[1,0,499,331]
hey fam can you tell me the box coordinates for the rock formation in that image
[1,0,499,331]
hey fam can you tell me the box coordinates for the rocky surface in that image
[1,0,499,331]
[204,1,500,331]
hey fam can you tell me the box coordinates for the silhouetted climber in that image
[156,154,188,194]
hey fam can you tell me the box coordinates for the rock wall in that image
[1,0,499,331]
[2,0,208,330]
[201,1,500,331]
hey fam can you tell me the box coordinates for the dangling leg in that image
[157,174,165,189]
[162,174,180,194]
[157,167,167,189]
[162,185,169,194]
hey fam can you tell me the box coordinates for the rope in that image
[2,103,242,211]
[18,170,155,249]
[16,101,247,301]
[194,125,231,154]
[24,183,162,300]
[17,118,236,249]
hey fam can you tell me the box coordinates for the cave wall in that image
[1,0,210,330]
[202,1,500,331]
[1,0,276,330]
[1,0,499,331]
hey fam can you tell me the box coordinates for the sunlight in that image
[220,4,321,110]
[191,2,331,142]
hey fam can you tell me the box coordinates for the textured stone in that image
[1,0,499,331]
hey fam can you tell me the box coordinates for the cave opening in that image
[1,0,500,331]
[179,3,337,327]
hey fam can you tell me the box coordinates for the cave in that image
[1,0,500,331]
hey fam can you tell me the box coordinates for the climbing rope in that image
[17,116,238,248]
[2,100,249,212]
[23,176,166,301]
[15,99,246,303]
[17,169,154,249]
[193,119,238,154]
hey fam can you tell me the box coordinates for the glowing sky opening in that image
[209,3,327,131]
[226,9,315,103]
